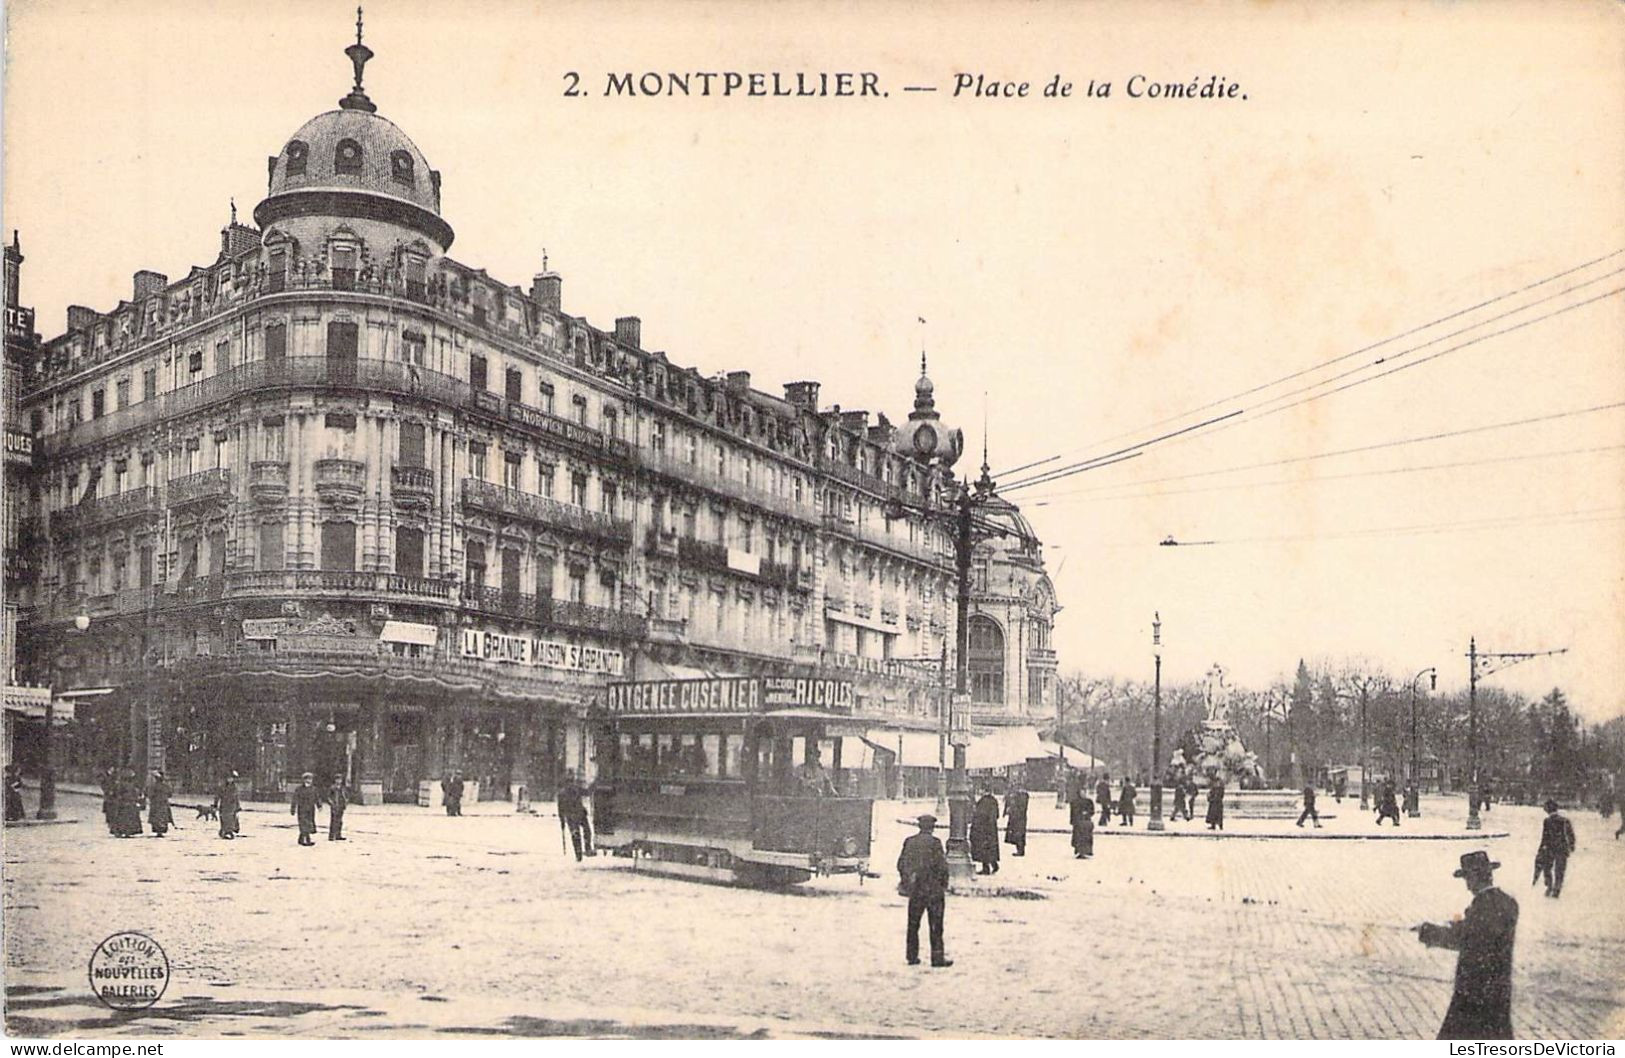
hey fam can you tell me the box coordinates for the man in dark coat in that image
[1003,786,1029,856]
[1095,774,1113,827]
[1170,779,1188,823]
[327,777,348,841]
[101,767,118,834]
[214,771,241,839]
[114,769,144,837]
[441,771,464,817]
[1533,799,1576,898]
[1117,777,1137,827]
[558,770,594,862]
[1069,789,1095,858]
[1205,778,1226,831]
[4,765,25,822]
[147,771,174,837]
[1182,777,1200,821]
[1296,782,1321,828]
[1376,778,1402,826]
[1333,773,1347,803]
[290,772,319,846]
[897,814,952,967]
[969,791,1000,874]
[1416,850,1518,1039]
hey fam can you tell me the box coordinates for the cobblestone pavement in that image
[4,791,1621,1039]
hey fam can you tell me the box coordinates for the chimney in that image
[531,272,562,313]
[868,413,894,445]
[220,223,261,260]
[614,316,642,349]
[783,380,820,411]
[725,370,750,395]
[66,305,99,331]
[840,410,870,432]
[133,270,168,301]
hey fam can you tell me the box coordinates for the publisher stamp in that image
[87,932,170,1011]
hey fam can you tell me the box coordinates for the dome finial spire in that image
[340,5,377,113]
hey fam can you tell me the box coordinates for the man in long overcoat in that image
[441,771,465,817]
[969,791,1001,874]
[290,772,320,846]
[213,771,241,839]
[114,768,144,837]
[1205,777,1226,831]
[1296,782,1321,828]
[101,767,118,834]
[558,770,594,862]
[147,771,174,837]
[1417,851,1518,1039]
[1376,778,1402,826]
[327,777,349,841]
[1117,777,1137,827]
[1069,789,1095,858]
[1170,779,1188,823]
[1003,785,1029,856]
[897,814,952,967]
[1095,774,1113,827]
[1533,799,1576,897]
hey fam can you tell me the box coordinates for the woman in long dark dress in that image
[101,768,118,834]
[970,791,1001,874]
[214,772,241,839]
[147,771,173,837]
[1069,789,1095,858]
[114,769,144,836]
[4,765,25,821]
[1205,777,1226,831]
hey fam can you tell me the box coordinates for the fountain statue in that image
[1191,662,1261,785]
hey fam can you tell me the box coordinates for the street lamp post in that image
[1465,637,1567,831]
[37,611,91,821]
[1147,612,1165,831]
[1408,667,1437,817]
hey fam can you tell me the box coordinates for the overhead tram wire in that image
[1153,505,1625,549]
[1002,280,1625,496]
[1018,400,1625,502]
[996,411,1242,492]
[1032,443,1625,508]
[988,246,1625,480]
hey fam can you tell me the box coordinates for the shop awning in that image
[380,621,439,647]
[863,728,947,768]
[964,726,1096,770]
[4,685,75,724]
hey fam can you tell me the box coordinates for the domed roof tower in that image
[253,9,454,252]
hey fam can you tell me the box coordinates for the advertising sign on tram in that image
[606,675,854,715]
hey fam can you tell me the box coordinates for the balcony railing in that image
[461,585,648,639]
[226,569,454,602]
[461,479,633,546]
[391,465,435,506]
[250,461,290,503]
[52,486,160,533]
[314,458,366,503]
[820,509,949,567]
[1027,647,1059,666]
[638,447,810,521]
[167,468,231,506]
[495,396,633,463]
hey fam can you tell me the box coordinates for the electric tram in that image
[591,675,874,886]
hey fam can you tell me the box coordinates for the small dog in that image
[195,803,219,821]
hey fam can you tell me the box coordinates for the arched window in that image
[335,138,363,175]
[286,140,308,177]
[967,615,1005,705]
[391,150,415,186]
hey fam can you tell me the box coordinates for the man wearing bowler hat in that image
[1415,850,1519,1039]
[896,814,953,968]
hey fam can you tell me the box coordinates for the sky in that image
[5,0,1623,719]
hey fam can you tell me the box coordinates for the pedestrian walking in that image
[4,765,25,822]
[970,790,1000,875]
[113,768,144,837]
[1170,779,1188,823]
[1415,851,1518,1039]
[214,771,241,839]
[1616,789,1624,841]
[1532,799,1576,898]
[100,767,118,834]
[1404,781,1421,817]
[1117,777,1137,827]
[327,777,348,841]
[558,770,594,862]
[1095,774,1113,826]
[1376,778,1402,827]
[290,772,320,846]
[1477,779,1493,815]
[1182,777,1199,821]
[1205,777,1226,831]
[441,770,465,817]
[146,771,173,837]
[897,814,952,967]
[1334,773,1347,803]
[1003,785,1029,856]
[1069,789,1095,859]
[1296,782,1321,828]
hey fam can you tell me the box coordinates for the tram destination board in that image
[605,675,854,714]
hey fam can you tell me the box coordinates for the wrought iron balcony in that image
[167,468,231,507]
[648,615,689,643]
[1027,647,1059,667]
[459,584,648,639]
[460,479,632,546]
[52,486,160,533]
[226,569,454,602]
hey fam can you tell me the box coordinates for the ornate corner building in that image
[5,23,1059,802]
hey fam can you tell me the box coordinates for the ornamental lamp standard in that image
[1408,667,1437,817]
[1146,612,1165,831]
[38,611,92,820]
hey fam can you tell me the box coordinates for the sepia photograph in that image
[2,0,1623,1045]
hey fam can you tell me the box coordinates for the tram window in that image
[656,734,675,774]
[633,733,654,776]
[791,736,807,765]
[723,734,744,778]
[618,733,634,772]
[701,734,721,777]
